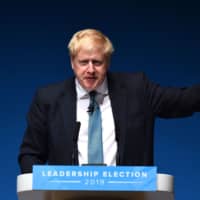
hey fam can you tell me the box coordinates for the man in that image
[18,29,200,173]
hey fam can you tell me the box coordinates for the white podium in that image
[17,173,174,200]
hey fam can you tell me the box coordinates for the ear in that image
[70,57,74,69]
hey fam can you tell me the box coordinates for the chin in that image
[85,86,97,91]
[86,87,96,92]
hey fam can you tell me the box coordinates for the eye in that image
[92,60,103,66]
[79,60,88,66]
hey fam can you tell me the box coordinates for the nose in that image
[87,61,95,73]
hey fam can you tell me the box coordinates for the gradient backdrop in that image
[1,1,199,199]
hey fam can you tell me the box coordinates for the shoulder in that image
[33,78,75,104]
[107,71,148,85]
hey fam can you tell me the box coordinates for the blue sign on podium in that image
[33,165,157,191]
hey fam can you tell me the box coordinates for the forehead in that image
[76,46,105,57]
[76,37,105,53]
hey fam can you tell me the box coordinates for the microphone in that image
[115,121,120,165]
[87,104,94,114]
[73,122,81,142]
[72,122,81,165]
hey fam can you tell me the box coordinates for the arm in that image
[143,73,200,118]
[18,90,49,173]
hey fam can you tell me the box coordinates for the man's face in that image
[71,42,109,91]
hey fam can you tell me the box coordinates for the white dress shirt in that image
[75,78,117,166]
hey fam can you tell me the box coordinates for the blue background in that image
[0,0,199,199]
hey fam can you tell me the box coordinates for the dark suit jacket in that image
[18,72,200,173]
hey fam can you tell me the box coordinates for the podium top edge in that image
[17,173,174,193]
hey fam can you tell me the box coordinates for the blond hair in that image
[68,29,114,58]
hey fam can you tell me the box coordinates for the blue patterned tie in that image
[88,91,104,164]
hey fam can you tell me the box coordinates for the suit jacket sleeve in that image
[142,73,200,118]
[18,89,49,173]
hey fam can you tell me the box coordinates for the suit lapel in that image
[60,78,78,164]
[107,73,127,164]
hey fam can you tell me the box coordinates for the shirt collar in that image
[75,77,108,100]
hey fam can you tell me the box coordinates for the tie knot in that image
[89,91,97,103]
[88,91,98,114]
[89,91,96,99]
